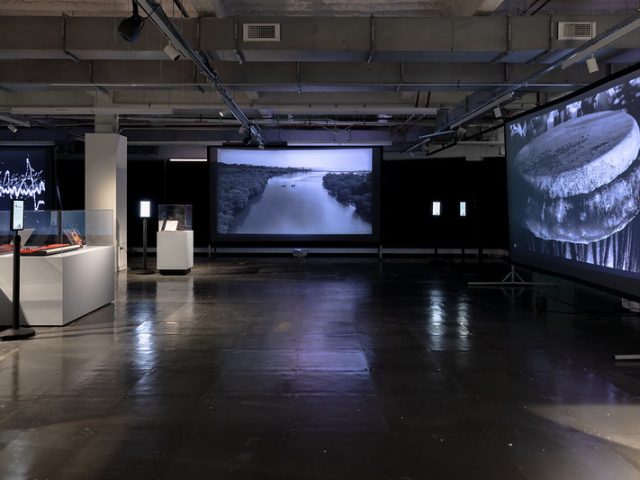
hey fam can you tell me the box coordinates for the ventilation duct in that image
[243,23,280,42]
[558,22,596,40]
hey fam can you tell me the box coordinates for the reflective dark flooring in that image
[1,256,640,479]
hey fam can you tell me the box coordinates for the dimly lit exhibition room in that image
[3,0,640,478]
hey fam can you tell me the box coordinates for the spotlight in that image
[118,2,144,43]
[218,111,225,117]
[7,125,17,134]
[586,56,599,74]
[163,43,181,61]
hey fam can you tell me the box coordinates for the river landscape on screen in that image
[215,148,374,236]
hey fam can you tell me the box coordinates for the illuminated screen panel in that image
[506,68,640,298]
[0,147,52,212]
[211,147,379,241]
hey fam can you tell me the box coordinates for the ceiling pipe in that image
[133,0,266,146]
[0,113,30,128]
[171,0,189,17]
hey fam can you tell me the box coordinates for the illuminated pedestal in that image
[157,230,194,274]
[0,246,115,326]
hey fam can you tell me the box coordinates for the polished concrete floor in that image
[1,256,640,479]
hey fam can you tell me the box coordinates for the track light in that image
[163,43,181,61]
[493,107,503,119]
[586,55,599,74]
[118,2,145,43]
[7,125,17,134]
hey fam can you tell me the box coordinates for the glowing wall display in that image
[211,147,379,240]
[506,67,640,297]
[0,148,52,212]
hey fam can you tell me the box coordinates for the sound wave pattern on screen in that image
[0,158,47,211]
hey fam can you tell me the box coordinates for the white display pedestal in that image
[0,246,115,327]
[157,230,194,274]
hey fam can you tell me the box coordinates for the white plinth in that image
[157,230,194,273]
[0,246,115,327]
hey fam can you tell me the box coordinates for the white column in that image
[85,133,127,271]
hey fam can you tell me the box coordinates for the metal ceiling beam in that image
[0,60,601,90]
[2,14,639,65]
[134,0,265,145]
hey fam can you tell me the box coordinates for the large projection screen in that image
[210,147,380,242]
[506,66,640,298]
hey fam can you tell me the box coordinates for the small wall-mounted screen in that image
[11,200,24,231]
[459,201,467,217]
[506,67,640,298]
[139,201,151,218]
[210,147,379,241]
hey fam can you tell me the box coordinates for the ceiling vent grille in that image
[558,21,596,40]
[243,23,280,42]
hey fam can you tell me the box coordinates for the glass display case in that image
[156,205,193,274]
[158,204,192,231]
[0,209,114,256]
[0,210,10,255]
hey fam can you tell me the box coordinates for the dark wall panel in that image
[126,160,210,248]
[55,157,84,210]
[127,160,166,248]
[55,153,508,250]
[381,157,508,249]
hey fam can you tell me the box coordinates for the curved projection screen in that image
[211,147,378,240]
[506,68,640,298]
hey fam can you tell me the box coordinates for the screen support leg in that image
[468,264,557,287]
[137,217,154,275]
[1,233,36,341]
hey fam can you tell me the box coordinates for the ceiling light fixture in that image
[586,55,599,74]
[163,42,181,61]
[169,158,207,162]
[7,125,17,134]
[118,2,145,43]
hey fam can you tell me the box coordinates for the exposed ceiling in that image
[0,0,639,155]
[4,0,637,17]
[0,0,502,17]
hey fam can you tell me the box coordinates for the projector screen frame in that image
[505,62,640,300]
[209,146,381,245]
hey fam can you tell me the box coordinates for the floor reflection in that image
[0,257,639,479]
